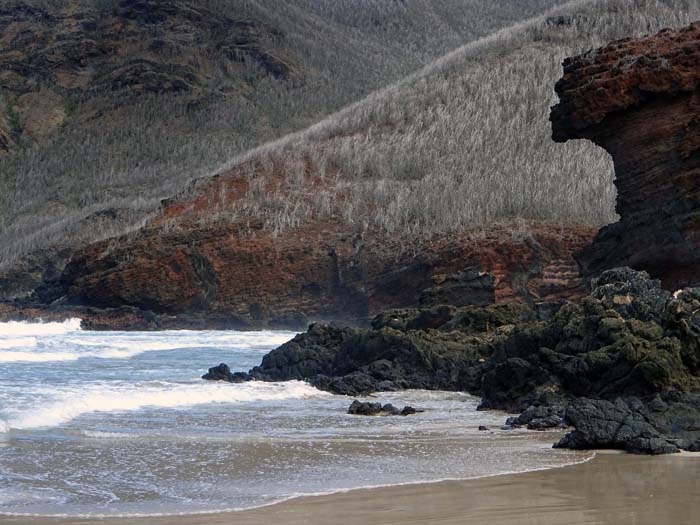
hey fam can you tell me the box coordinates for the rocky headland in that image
[205,23,700,455]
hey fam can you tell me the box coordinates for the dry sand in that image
[3,452,699,525]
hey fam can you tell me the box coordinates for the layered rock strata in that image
[26,219,592,329]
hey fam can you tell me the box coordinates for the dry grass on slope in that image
[188,0,700,240]
[0,0,563,270]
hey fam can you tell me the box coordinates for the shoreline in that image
[4,452,700,525]
[0,443,593,520]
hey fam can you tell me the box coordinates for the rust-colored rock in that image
[43,195,593,328]
[551,23,700,289]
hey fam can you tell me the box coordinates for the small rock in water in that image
[382,403,401,415]
[348,400,383,415]
[202,363,252,383]
[504,405,564,431]
[347,400,421,416]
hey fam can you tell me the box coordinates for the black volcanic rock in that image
[347,400,421,416]
[249,267,700,454]
[553,396,700,455]
[202,363,251,383]
[249,305,528,396]
[479,268,700,413]
[504,405,565,430]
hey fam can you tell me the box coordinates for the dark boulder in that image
[348,401,383,415]
[202,363,252,383]
[347,400,421,416]
[554,397,685,455]
[504,405,565,430]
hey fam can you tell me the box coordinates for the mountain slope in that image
[20,0,700,328]
[0,0,566,295]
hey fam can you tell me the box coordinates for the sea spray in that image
[0,318,82,336]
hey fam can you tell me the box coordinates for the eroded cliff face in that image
[551,22,700,288]
[47,204,594,328]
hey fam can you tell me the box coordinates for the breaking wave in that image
[0,380,326,432]
[0,319,82,337]
[0,337,37,350]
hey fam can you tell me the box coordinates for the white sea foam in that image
[0,344,178,363]
[0,330,294,363]
[0,319,82,337]
[0,337,37,350]
[0,350,84,363]
[0,381,326,432]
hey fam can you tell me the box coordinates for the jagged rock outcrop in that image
[248,303,537,395]
[551,22,700,289]
[246,268,700,453]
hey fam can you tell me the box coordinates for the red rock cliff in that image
[551,22,700,288]
[45,162,595,328]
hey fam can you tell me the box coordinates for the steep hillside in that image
[0,0,565,295]
[15,0,699,329]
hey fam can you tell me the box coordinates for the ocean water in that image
[0,320,591,517]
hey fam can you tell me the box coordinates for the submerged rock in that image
[347,400,421,416]
[504,405,565,430]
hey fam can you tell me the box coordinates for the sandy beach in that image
[3,452,698,525]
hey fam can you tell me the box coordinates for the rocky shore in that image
[214,267,700,455]
[204,24,700,455]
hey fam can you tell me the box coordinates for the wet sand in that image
[3,452,699,525]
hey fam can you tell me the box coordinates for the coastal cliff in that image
[28,207,593,329]
[551,22,700,288]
